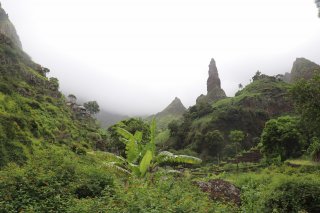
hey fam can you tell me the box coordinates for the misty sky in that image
[2,0,320,115]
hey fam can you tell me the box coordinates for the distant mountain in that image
[290,58,320,83]
[164,59,295,158]
[96,109,128,128]
[149,97,186,130]
[156,97,186,118]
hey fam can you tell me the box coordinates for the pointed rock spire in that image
[207,58,222,92]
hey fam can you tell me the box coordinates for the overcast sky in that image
[2,0,320,115]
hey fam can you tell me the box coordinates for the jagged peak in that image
[0,3,22,49]
[290,57,320,82]
[156,97,186,117]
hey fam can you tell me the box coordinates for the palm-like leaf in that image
[139,150,153,177]
[157,151,202,165]
[149,118,156,155]
[117,127,140,163]
[104,162,131,175]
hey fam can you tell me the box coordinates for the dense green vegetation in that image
[1,15,320,211]
[165,75,293,162]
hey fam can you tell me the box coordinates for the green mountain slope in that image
[0,27,104,167]
[167,74,294,158]
[149,97,186,131]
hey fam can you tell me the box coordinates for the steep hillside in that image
[149,97,186,130]
[0,3,21,48]
[0,10,105,167]
[96,109,128,128]
[167,74,294,159]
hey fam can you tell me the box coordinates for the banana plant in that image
[105,118,202,177]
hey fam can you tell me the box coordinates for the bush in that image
[0,146,115,212]
[264,179,320,212]
[261,116,304,161]
[0,82,12,95]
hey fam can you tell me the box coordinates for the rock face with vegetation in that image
[149,97,186,130]
[0,3,22,49]
[197,58,226,104]
[0,6,105,167]
[1,3,320,212]
[290,58,320,82]
[168,73,294,161]
[156,97,186,118]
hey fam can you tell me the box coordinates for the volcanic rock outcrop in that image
[0,3,22,48]
[290,58,320,83]
[197,58,226,104]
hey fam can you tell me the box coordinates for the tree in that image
[238,83,243,90]
[49,77,59,91]
[201,130,224,158]
[67,94,77,104]
[106,119,202,177]
[229,130,245,155]
[108,118,150,156]
[307,137,320,162]
[261,116,304,161]
[252,70,261,81]
[83,101,100,115]
[168,120,179,137]
[291,75,320,138]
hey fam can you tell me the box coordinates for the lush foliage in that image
[261,116,304,161]
[107,118,151,156]
[291,74,320,138]
[165,75,292,161]
[0,146,115,212]
[106,119,202,177]
[83,101,100,115]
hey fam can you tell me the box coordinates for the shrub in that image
[261,116,304,161]
[263,179,320,212]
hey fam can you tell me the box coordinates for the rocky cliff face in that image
[290,58,320,82]
[197,58,226,104]
[0,3,22,48]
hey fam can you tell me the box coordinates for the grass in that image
[285,159,320,166]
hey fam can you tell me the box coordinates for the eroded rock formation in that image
[197,58,226,104]
[290,58,320,83]
[0,3,22,48]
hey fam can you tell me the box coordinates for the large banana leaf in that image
[117,127,141,163]
[104,162,131,175]
[149,118,156,155]
[116,127,134,140]
[156,151,202,165]
[139,150,153,177]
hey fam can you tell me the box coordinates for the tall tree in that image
[291,75,320,138]
[83,101,100,115]
[67,94,77,104]
[229,130,245,155]
[260,116,304,161]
